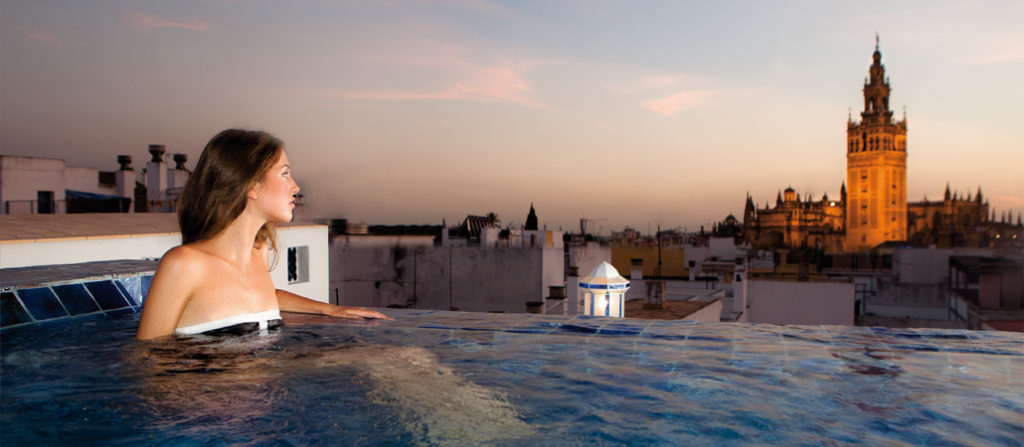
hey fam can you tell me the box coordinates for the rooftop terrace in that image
[0,213,320,243]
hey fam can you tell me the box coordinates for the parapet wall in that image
[746,279,855,326]
[330,239,564,313]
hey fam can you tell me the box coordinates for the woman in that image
[137,129,389,340]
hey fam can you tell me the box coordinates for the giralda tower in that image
[846,36,907,251]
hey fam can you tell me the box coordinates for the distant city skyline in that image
[2,1,1022,234]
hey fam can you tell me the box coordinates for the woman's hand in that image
[276,289,393,320]
[324,305,394,320]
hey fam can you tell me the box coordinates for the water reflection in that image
[130,325,534,445]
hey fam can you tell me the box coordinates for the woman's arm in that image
[136,246,199,340]
[275,289,392,320]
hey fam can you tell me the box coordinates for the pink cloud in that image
[9,24,80,48]
[966,41,1024,64]
[27,30,78,48]
[446,59,543,107]
[644,90,711,116]
[324,90,451,101]
[990,195,1024,211]
[128,12,210,33]
[318,55,545,108]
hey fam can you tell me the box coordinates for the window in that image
[287,246,309,284]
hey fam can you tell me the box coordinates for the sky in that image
[2,1,1022,234]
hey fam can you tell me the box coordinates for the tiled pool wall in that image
[0,260,156,331]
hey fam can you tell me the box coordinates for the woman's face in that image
[251,150,300,223]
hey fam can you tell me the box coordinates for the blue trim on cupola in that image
[579,282,630,290]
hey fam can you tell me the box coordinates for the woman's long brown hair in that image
[177,129,283,252]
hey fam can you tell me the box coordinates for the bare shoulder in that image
[157,245,210,273]
[161,244,203,261]
[149,245,211,295]
[149,245,214,293]
[138,245,207,339]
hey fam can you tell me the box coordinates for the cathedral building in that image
[907,185,990,248]
[742,187,846,252]
[739,37,1017,253]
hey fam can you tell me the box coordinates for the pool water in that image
[2,309,1022,446]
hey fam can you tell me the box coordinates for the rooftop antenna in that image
[656,224,663,280]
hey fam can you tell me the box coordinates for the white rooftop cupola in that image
[578,261,630,317]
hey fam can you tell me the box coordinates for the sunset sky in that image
[2,1,1022,234]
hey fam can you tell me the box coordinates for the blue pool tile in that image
[598,326,644,336]
[871,327,923,339]
[52,284,101,315]
[505,320,560,334]
[686,335,732,344]
[504,326,553,334]
[557,323,601,334]
[939,346,1023,356]
[926,331,976,340]
[140,275,154,303]
[640,332,689,341]
[85,280,129,310]
[416,324,461,330]
[1,292,33,327]
[16,287,68,321]
[457,326,497,332]
[105,308,136,317]
[114,277,139,307]
[891,343,941,352]
[604,322,648,331]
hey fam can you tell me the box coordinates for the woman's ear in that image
[247,182,262,201]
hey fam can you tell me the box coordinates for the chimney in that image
[566,266,580,315]
[148,144,166,163]
[146,145,168,211]
[167,153,190,193]
[117,155,133,171]
[733,258,747,316]
[114,155,136,213]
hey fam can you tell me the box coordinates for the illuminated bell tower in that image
[846,35,907,251]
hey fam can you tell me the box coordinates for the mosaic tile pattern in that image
[0,259,158,288]
[0,262,153,330]
[373,309,1024,357]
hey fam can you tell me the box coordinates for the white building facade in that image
[1,147,190,215]
[329,226,614,314]
[0,213,328,302]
